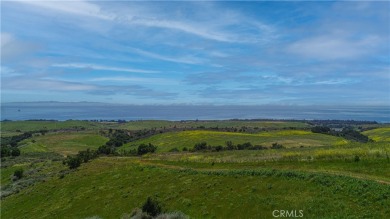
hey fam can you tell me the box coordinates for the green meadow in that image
[19,131,108,156]
[1,120,389,219]
[363,127,390,142]
[122,130,348,152]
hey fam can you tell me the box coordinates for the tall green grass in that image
[2,157,389,219]
[19,132,108,155]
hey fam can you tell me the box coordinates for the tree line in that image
[1,130,48,158]
[63,143,157,169]
[311,126,371,143]
[190,141,284,152]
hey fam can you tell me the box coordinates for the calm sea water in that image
[1,102,389,123]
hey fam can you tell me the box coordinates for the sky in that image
[1,1,389,105]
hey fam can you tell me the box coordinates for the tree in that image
[64,156,82,169]
[11,147,21,156]
[1,146,11,157]
[225,141,235,150]
[311,126,331,134]
[194,142,207,151]
[137,143,157,155]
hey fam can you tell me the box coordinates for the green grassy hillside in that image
[122,130,348,152]
[1,120,309,136]
[1,120,389,219]
[1,157,389,219]
[19,132,108,155]
[363,127,390,142]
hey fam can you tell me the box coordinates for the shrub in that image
[193,142,207,151]
[13,168,24,180]
[311,126,331,134]
[182,147,188,152]
[354,155,360,162]
[271,142,284,149]
[142,197,163,217]
[97,145,116,155]
[225,141,235,150]
[64,156,82,169]
[214,145,224,152]
[137,143,157,155]
[169,148,179,152]
[10,148,21,156]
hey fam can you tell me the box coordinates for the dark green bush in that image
[142,197,162,217]
[169,148,179,152]
[64,156,82,169]
[137,143,157,155]
[14,168,24,180]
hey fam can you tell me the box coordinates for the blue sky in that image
[1,1,389,105]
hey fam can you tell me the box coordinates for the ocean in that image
[1,102,389,123]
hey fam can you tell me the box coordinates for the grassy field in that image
[1,121,389,219]
[122,130,348,152]
[19,131,108,156]
[363,127,390,142]
[1,157,389,219]
[1,120,309,136]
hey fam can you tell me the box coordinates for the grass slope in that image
[122,130,348,152]
[363,127,390,142]
[1,120,309,136]
[19,132,108,156]
[2,157,389,219]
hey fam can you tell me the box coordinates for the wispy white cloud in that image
[52,63,159,74]
[13,0,272,44]
[16,0,113,20]
[2,77,95,91]
[2,76,176,98]
[128,47,203,65]
[129,17,238,43]
[0,66,23,77]
[313,79,357,85]
[1,32,40,62]
[89,76,177,85]
[287,35,382,60]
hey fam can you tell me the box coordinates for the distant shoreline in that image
[2,102,389,123]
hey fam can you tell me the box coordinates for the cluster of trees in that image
[191,141,283,152]
[339,127,370,143]
[1,130,49,158]
[63,143,157,169]
[63,149,98,169]
[1,132,36,158]
[103,129,162,148]
[308,120,377,126]
[137,143,157,155]
[311,126,370,143]
[1,146,20,158]
[193,125,297,133]
[1,132,33,147]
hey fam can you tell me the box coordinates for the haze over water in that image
[2,102,389,123]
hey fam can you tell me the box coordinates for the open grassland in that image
[363,127,390,142]
[1,157,389,219]
[1,120,309,135]
[2,121,389,218]
[0,120,101,133]
[122,130,348,152]
[19,132,108,156]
